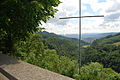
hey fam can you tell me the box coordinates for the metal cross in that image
[59,0,104,75]
[59,15,104,74]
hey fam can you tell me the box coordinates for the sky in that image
[41,0,120,34]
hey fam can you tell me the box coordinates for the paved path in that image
[0,54,74,80]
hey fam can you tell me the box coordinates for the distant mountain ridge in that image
[92,32,120,46]
[61,32,118,42]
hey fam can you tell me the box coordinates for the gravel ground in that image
[0,54,75,80]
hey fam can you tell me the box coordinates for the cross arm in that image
[59,15,104,19]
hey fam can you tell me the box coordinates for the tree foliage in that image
[11,33,78,78]
[82,33,120,73]
[83,44,120,73]
[75,62,120,80]
[0,0,61,53]
[40,49,78,77]
[40,31,86,60]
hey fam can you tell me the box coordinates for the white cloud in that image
[81,0,120,33]
[41,0,79,34]
[41,0,120,34]
[48,12,69,26]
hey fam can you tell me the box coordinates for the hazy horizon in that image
[44,30,119,35]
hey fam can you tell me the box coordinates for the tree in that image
[0,0,61,54]
[83,44,120,73]
[11,33,78,78]
[40,49,78,78]
[74,62,120,80]
[13,33,45,60]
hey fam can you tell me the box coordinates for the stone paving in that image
[0,54,74,80]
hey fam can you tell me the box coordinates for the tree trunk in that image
[3,34,15,54]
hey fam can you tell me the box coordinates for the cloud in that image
[41,0,79,34]
[81,0,120,33]
[98,0,120,32]
[41,0,120,34]
[106,0,120,13]
[104,12,120,21]
[48,12,69,26]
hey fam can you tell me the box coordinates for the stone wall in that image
[0,54,74,80]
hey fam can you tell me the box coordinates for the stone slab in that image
[0,54,74,80]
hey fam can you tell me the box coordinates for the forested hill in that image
[82,32,120,73]
[92,33,120,46]
[38,31,89,59]
[39,31,89,45]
